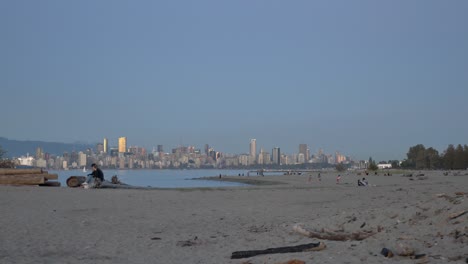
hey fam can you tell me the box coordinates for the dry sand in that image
[1,170,467,264]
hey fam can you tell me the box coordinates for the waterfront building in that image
[96,143,104,154]
[298,153,305,164]
[272,147,280,165]
[78,151,87,167]
[118,137,127,153]
[299,144,309,163]
[103,138,108,153]
[250,139,257,163]
[157,145,164,153]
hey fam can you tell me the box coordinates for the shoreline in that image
[194,175,287,186]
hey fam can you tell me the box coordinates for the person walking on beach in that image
[336,174,341,184]
[318,173,322,182]
[85,163,105,187]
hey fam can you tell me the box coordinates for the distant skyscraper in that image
[96,143,104,153]
[299,144,309,163]
[250,139,256,162]
[35,147,43,159]
[272,147,280,165]
[103,138,108,153]
[157,145,164,153]
[118,137,127,153]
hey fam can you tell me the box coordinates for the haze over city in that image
[1,0,467,161]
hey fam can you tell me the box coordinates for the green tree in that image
[335,163,346,172]
[406,144,426,168]
[368,157,378,171]
[425,147,440,169]
[464,145,468,169]
[389,160,400,168]
[443,144,455,170]
[0,145,5,159]
[0,145,15,168]
[453,144,465,169]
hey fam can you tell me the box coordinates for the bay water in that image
[51,169,251,188]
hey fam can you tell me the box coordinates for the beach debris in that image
[380,248,393,258]
[276,259,306,264]
[231,242,326,259]
[448,210,467,220]
[150,237,161,240]
[292,223,379,241]
[436,193,463,204]
[177,236,199,247]
[248,224,271,233]
[111,175,121,184]
[395,242,415,256]
[0,168,60,186]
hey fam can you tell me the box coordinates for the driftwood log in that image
[0,168,44,175]
[0,169,59,186]
[231,242,325,259]
[293,224,378,241]
[66,176,145,189]
[66,176,86,187]
[0,174,45,185]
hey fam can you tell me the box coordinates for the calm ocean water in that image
[51,169,251,188]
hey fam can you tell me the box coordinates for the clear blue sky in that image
[1,0,467,161]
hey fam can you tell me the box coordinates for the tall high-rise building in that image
[299,144,309,163]
[96,143,104,153]
[250,139,256,162]
[103,138,108,153]
[157,145,164,153]
[118,137,127,153]
[272,147,281,165]
[35,147,43,159]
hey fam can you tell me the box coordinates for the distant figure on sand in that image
[308,174,312,183]
[318,173,321,182]
[336,174,341,184]
[358,178,368,186]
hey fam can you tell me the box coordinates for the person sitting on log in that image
[85,163,105,187]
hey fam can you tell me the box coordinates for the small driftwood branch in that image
[231,242,325,259]
[448,210,467,220]
[293,224,378,241]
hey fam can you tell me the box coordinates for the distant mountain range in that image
[0,137,96,158]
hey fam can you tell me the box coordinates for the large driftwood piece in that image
[66,176,86,187]
[43,173,58,180]
[0,174,45,185]
[293,224,378,241]
[0,168,44,175]
[66,176,144,189]
[231,242,325,259]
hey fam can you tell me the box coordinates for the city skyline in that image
[13,136,362,170]
[0,134,465,163]
[2,1,467,162]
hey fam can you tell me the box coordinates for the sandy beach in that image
[1,171,467,264]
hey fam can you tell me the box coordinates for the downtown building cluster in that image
[15,137,355,170]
